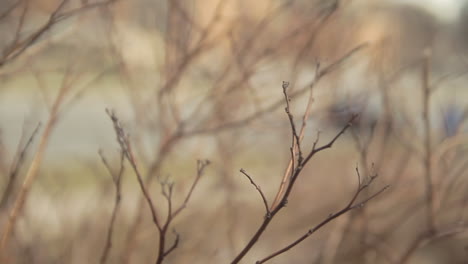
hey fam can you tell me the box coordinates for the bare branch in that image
[0,68,75,259]
[231,85,361,264]
[271,65,319,209]
[162,229,180,258]
[240,168,270,216]
[303,114,358,165]
[55,0,118,22]
[187,44,366,136]
[155,160,210,264]
[397,224,466,264]
[282,81,302,161]
[106,110,210,264]
[0,122,41,209]
[99,149,125,264]
[0,1,21,21]
[172,160,210,218]
[0,0,116,67]
[256,169,389,264]
[105,109,162,231]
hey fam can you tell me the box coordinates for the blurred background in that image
[0,0,468,263]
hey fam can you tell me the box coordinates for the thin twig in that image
[256,170,389,264]
[172,160,211,218]
[162,229,180,257]
[240,168,270,216]
[271,63,320,209]
[397,224,465,264]
[160,176,175,222]
[282,81,302,161]
[187,44,367,136]
[230,84,359,264]
[55,0,118,22]
[99,149,125,264]
[0,1,21,21]
[0,122,41,209]
[107,110,210,264]
[303,114,358,165]
[106,109,162,231]
[156,159,210,263]
[0,0,116,67]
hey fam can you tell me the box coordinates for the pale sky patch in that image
[391,0,466,22]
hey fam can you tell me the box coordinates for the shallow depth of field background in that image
[1,0,468,263]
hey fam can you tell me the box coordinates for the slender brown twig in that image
[271,63,320,209]
[230,81,362,264]
[106,109,161,230]
[240,168,270,216]
[106,109,210,264]
[99,149,125,264]
[256,173,389,264]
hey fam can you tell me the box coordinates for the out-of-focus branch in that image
[99,149,125,264]
[158,0,227,99]
[397,224,466,264]
[421,50,435,232]
[0,122,41,209]
[290,0,339,78]
[0,1,21,21]
[0,67,74,260]
[0,0,116,67]
[187,44,367,137]
[55,0,118,22]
